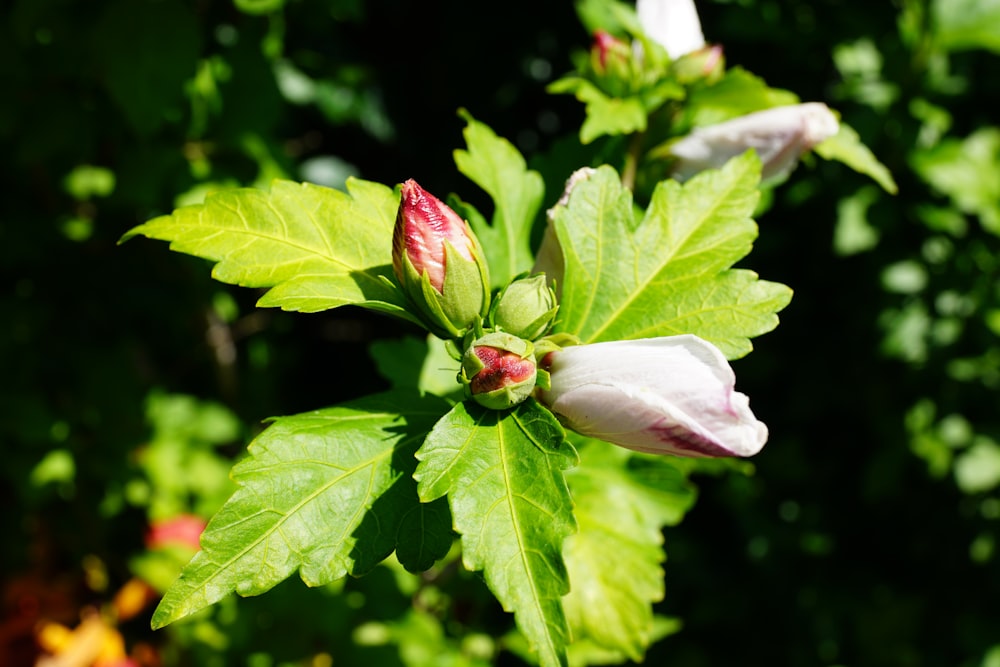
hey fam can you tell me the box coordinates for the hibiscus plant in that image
[122,1,890,664]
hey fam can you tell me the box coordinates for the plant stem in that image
[621,130,645,191]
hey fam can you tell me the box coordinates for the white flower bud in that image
[669,103,840,183]
[538,335,767,457]
[637,0,706,60]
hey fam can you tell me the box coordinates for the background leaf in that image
[453,111,546,288]
[932,0,1000,53]
[548,78,648,144]
[910,127,1000,233]
[562,439,696,661]
[677,67,799,130]
[151,390,450,629]
[414,400,577,667]
[91,0,201,136]
[554,154,792,358]
[369,335,463,399]
[815,123,899,194]
[123,178,418,321]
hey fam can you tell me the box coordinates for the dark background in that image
[3,0,998,665]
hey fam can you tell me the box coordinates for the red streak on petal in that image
[646,421,732,457]
[470,347,535,394]
[393,179,473,292]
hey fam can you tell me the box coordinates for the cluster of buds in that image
[392,180,557,410]
[392,178,768,458]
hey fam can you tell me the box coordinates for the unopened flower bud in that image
[637,0,706,60]
[533,167,597,296]
[591,30,631,74]
[490,274,558,341]
[670,44,725,84]
[538,335,767,457]
[667,103,840,183]
[392,179,491,339]
[460,332,537,410]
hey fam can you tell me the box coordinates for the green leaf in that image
[833,186,882,256]
[910,127,1000,234]
[548,78,648,144]
[815,123,898,194]
[954,438,1000,494]
[453,111,545,288]
[562,440,696,661]
[932,0,1000,53]
[92,0,201,136]
[554,153,792,358]
[369,335,462,399]
[234,0,286,15]
[122,178,418,321]
[679,67,799,130]
[414,400,577,667]
[575,0,639,35]
[150,391,451,629]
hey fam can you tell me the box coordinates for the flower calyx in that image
[392,179,491,340]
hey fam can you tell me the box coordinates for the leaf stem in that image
[621,131,645,192]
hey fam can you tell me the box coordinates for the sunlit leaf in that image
[122,178,419,321]
[910,127,1000,233]
[815,123,898,194]
[679,67,799,130]
[151,391,450,629]
[553,153,791,358]
[548,78,648,144]
[453,111,546,288]
[932,0,1000,53]
[414,400,577,667]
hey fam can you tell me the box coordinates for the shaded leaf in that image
[369,335,462,399]
[453,111,546,288]
[563,440,695,661]
[553,154,791,358]
[122,178,418,321]
[92,0,201,136]
[414,400,577,667]
[151,391,450,629]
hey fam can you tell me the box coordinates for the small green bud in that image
[670,45,725,84]
[490,274,558,341]
[460,332,537,410]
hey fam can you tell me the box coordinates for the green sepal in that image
[439,240,492,334]
[489,273,559,341]
[397,240,491,341]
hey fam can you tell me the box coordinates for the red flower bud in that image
[392,179,491,339]
[393,179,476,292]
[592,30,628,71]
[460,332,537,410]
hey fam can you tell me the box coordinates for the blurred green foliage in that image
[3,0,1000,665]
